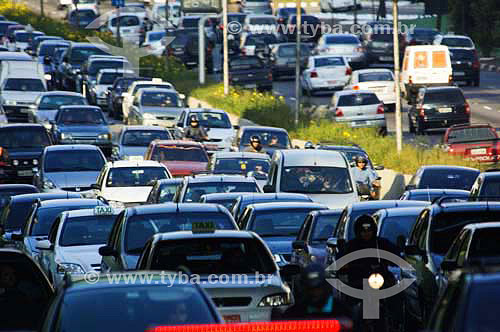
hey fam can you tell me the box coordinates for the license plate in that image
[17,170,33,177]
[328,80,338,85]
[471,148,487,155]
[20,109,30,113]
[223,315,241,323]
[98,100,107,105]
[380,56,393,61]
[244,84,257,88]
[454,71,465,76]
[438,107,453,113]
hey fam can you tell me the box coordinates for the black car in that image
[199,192,250,211]
[372,206,427,247]
[164,28,214,73]
[284,15,321,43]
[107,76,151,119]
[449,48,480,87]
[401,201,500,328]
[276,7,305,24]
[68,8,99,29]
[0,184,38,212]
[406,28,439,45]
[145,178,183,204]
[229,56,272,91]
[40,272,222,331]
[363,27,406,65]
[406,165,480,191]
[0,248,54,331]
[468,170,500,201]
[409,86,471,134]
[400,188,470,202]
[315,143,381,169]
[0,21,18,38]
[0,124,52,183]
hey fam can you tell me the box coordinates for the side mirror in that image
[292,240,307,250]
[440,260,457,271]
[11,233,24,241]
[91,183,101,190]
[326,237,338,249]
[177,121,183,128]
[99,245,118,257]
[405,184,416,191]
[404,244,424,256]
[280,264,301,278]
[233,125,240,130]
[262,184,273,193]
[49,120,55,125]
[43,56,51,65]
[36,239,53,251]
[374,165,385,170]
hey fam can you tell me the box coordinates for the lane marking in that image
[484,106,493,111]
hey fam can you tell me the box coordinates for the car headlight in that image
[143,112,156,119]
[61,133,72,140]
[44,74,52,81]
[57,263,85,274]
[4,100,16,106]
[43,179,57,189]
[33,159,38,166]
[98,133,112,140]
[258,293,291,307]
[12,160,19,166]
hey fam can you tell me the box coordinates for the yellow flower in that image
[343,131,351,137]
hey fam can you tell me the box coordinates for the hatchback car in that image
[127,87,184,127]
[301,55,351,95]
[468,171,500,201]
[406,165,480,191]
[443,124,500,163]
[112,125,172,161]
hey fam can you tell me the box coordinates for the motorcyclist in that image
[352,156,381,200]
[304,141,315,149]
[184,115,209,142]
[244,135,266,154]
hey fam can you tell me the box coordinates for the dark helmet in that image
[354,214,377,237]
[250,135,261,144]
[190,115,199,124]
[304,141,314,149]
[300,263,326,289]
[354,155,368,164]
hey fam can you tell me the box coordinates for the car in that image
[231,192,313,221]
[270,43,310,79]
[28,91,87,127]
[40,271,222,331]
[228,55,273,91]
[36,40,70,88]
[344,69,397,111]
[373,206,428,247]
[239,32,281,60]
[443,124,500,163]
[37,207,121,285]
[88,68,136,107]
[67,7,99,29]
[406,27,440,46]
[320,0,359,12]
[0,184,38,214]
[363,27,406,65]
[209,151,270,187]
[32,36,64,57]
[112,125,172,161]
[449,47,480,86]
[401,201,500,326]
[406,165,480,191]
[399,188,470,202]
[175,175,262,203]
[0,192,82,237]
[291,209,343,268]
[0,21,20,39]
[13,30,44,52]
[400,45,453,104]
[145,178,183,204]
[329,90,387,133]
[314,143,381,169]
[136,230,293,323]
[127,87,185,127]
[179,16,217,43]
[241,0,272,14]
[215,13,247,45]
[5,24,25,45]
[152,2,183,27]
[437,222,500,295]
[0,125,53,184]
[92,160,171,207]
[51,46,71,89]
[50,106,113,155]
[263,149,358,208]
[163,28,215,72]
[78,55,131,96]
[105,13,143,46]
[237,202,328,266]
[99,203,238,272]
[301,55,352,95]
[34,145,106,196]
[408,86,470,134]
[275,7,304,24]
[141,30,167,55]
[176,108,237,151]
[107,76,152,119]
[428,267,500,332]
[314,34,367,69]
[12,198,108,259]
[433,34,476,50]
[145,140,209,177]
[234,126,292,157]
[468,171,500,201]
[0,51,32,63]
[199,192,253,211]
[0,248,54,331]
[285,15,321,42]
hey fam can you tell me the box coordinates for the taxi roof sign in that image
[94,206,114,216]
[127,155,144,161]
[192,221,216,233]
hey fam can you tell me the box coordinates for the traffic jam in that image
[0,0,498,331]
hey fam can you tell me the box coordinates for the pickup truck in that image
[443,124,500,163]
[229,55,272,91]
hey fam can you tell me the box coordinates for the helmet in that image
[250,135,261,144]
[304,141,314,149]
[300,263,326,289]
[354,214,377,237]
[354,155,368,164]
[190,115,199,123]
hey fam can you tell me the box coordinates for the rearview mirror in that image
[326,237,338,249]
[99,245,118,257]
[36,239,53,251]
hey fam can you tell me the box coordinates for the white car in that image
[314,34,367,68]
[36,207,122,286]
[90,68,136,108]
[301,55,351,95]
[142,30,167,56]
[67,1,100,15]
[106,13,143,45]
[121,78,174,121]
[344,69,397,110]
[152,2,182,27]
[433,34,475,50]
[92,160,172,206]
[244,15,278,35]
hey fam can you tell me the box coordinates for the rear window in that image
[14,32,44,43]
[184,182,259,202]
[110,16,140,27]
[314,57,345,67]
[447,127,497,144]
[182,18,199,28]
[370,33,394,42]
[39,95,87,110]
[325,35,359,44]
[423,89,465,105]
[151,145,208,162]
[441,37,473,48]
[230,57,261,70]
[419,168,478,190]
[278,45,310,57]
[246,34,278,45]
[358,72,393,82]
[0,127,51,149]
[338,93,380,106]
[59,215,115,246]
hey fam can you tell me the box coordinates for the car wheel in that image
[408,115,415,133]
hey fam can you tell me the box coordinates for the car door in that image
[100,211,124,272]
[291,215,312,266]
[437,228,470,295]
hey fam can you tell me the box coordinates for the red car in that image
[145,140,209,177]
[443,124,500,163]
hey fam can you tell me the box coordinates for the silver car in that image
[112,125,172,161]
[241,0,272,14]
[28,91,87,128]
[127,88,185,127]
[315,33,367,69]
[329,90,387,133]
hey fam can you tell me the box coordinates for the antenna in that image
[176,202,179,213]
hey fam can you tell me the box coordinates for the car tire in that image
[408,115,415,133]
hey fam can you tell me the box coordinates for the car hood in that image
[45,171,100,188]
[2,91,42,103]
[160,161,208,176]
[120,146,148,158]
[306,192,358,209]
[58,245,103,272]
[101,186,153,203]
[57,124,109,134]
[262,236,295,255]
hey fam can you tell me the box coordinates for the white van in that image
[400,45,452,104]
[263,149,359,209]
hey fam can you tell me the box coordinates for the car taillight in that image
[278,18,284,23]
[449,75,453,83]
[268,71,273,80]
[353,85,359,90]
[465,102,470,114]
[0,147,8,167]
[219,24,223,30]
[377,104,385,114]
[345,67,352,75]
[409,75,413,84]
[310,71,318,78]
[418,105,425,117]
[335,108,344,117]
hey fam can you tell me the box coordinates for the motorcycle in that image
[357,177,382,201]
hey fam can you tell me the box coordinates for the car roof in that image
[377,206,427,217]
[0,184,37,192]
[63,208,122,218]
[150,140,203,147]
[201,192,254,200]
[463,222,500,231]
[59,105,102,111]
[354,68,393,74]
[122,125,168,131]
[419,165,479,172]
[45,144,102,152]
[248,201,328,211]
[408,189,470,195]
[187,108,227,114]
[185,175,257,184]
[424,86,462,92]
[106,160,163,168]
[0,124,45,130]
[239,126,288,133]
[156,178,183,185]
[335,89,376,96]
[10,192,81,202]
[309,208,344,217]
[280,149,348,167]
[481,172,500,179]
[349,200,429,211]
[128,202,228,216]
[39,91,84,98]
[37,198,104,208]
[153,230,255,241]
[213,152,270,160]
[430,201,500,213]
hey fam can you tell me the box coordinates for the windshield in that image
[314,57,345,67]
[58,108,105,124]
[184,182,259,202]
[410,29,439,39]
[442,37,473,48]
[1,201,34,232]
[39,95,86,110]
[59,215,115,246]
[57,286,216,331]
[125,212,235,253]
[228,15,246,23]
[251,209,315,237]
[358,72,393,82]
[0,128,50,148]
[281,166,353,194]
[447,127,497,144]
[98,72,127,85]
[132,83,172,95]
[202,197,237,211]
[326,35,359,44]
[213,158,270,175]
[151,145,208,162]
[249,18,276,25]
[4,78,45,92]
[241,131,289,148]
[141,91,179,107]
[106,167,169,187]
[71,47,110,63]
[122,130,170,147]
[278,45,310,57]
[157,183,181,203]
[111,16,140,27]
[31,204,100,236]
[89,61,128,76]
[311,214,342,242]
[378,215,419,246]
[150,238,276,274]
[371,33,395,42]
[38,43,69,56]
[44,150,104,172]
[423,89,465,104]
[15,32,44,43]
[338,93,380,106]
[419,169,478,190]
[189,112,231,129]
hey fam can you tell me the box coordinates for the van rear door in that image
[411,48,451,85]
